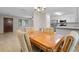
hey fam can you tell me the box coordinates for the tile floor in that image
[0,32,21,52]
[0,32,40,52]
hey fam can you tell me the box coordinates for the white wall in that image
[77,8,79,22]
[46,13,50,27]
[0,16,3,33]
[33,11,46,30]
[13,17,19,32]
[33,11,50,30]
[51,14,76,23]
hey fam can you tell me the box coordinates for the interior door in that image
[4,18,13,33]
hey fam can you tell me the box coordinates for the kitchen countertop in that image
[56,25,79,30]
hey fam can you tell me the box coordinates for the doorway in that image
[4,18,13,33]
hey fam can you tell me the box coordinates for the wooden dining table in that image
[29,31,64,52]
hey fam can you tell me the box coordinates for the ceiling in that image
[46,7,77,16]
[0,7,34,17]
[0,7,77,18]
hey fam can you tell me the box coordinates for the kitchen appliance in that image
[60,20,67,26]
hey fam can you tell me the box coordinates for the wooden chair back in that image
[25,27,35,34]
[69,31,79,52]
[43,27,54,35]
[53,37,64,52]
[61,36,74,52]
[16,30,29,52]
[24,32,32,52]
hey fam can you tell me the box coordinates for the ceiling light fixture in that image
[54,12,62,15]
[34,7,46,12]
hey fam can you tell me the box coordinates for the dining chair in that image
[68,31,79,52]
[43,27,54,32]
[24,32,33,52]
[43,27,55,36]
[61,36,74,52]
[53,37,64,52]
[16,30,29,52]
[25,27,35,34]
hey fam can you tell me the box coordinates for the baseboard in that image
[0,33,4,34]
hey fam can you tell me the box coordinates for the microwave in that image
[60,20,67,26]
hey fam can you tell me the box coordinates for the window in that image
[18,18,33,28]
